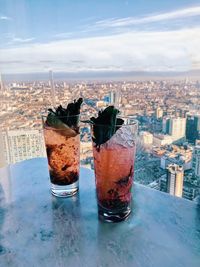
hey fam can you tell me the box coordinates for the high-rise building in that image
[0,73,4,91]
[183,182,199,201]
[186,115,200,143]
[169,117,186,142]
[186,115,196,143]
[140,131,153,146]
[192,145,200,179]
[166,164,184,197]
[49,70,56,107]
[2,129,46,164]
[109,90,120,107]
[155,107,163,119]
[109,91,115,104]
[159,174,168,193]
[194,115,200,140]
[162,117,170,134]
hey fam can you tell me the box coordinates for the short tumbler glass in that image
[91,119,137,222]
[42,115,80,197]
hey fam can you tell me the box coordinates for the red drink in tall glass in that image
[91,122,137,222]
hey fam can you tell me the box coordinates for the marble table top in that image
[0,158,200,267]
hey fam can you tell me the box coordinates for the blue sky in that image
[0,0,200,73]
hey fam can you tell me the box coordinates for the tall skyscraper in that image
[169,117,186,142]
[162,117,170,134]
[49,70,56,107]
[2,129,46,164]
[166,164,184,197]
[186,115,200,143]
[192,145,200,179]
[109,90,120,107]
[186,115,196,143]
[194,115,200,140]
[0,73,4,91]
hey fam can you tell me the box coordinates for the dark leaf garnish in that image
[46,98,83,128]
[90,106,124,146]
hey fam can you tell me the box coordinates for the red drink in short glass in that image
[42,115,80,197]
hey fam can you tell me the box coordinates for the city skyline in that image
[1,77,200,201]
[0,1,200,74]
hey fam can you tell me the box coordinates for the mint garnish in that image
[90,106,124,146]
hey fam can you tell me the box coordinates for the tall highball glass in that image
[90,118,137,222]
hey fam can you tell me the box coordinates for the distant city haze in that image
[2,69,200,83]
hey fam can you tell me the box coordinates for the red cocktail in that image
[42,99,82,197]
[90,107,137,222]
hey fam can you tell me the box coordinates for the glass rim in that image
[41,114,80,119]
[42,122,80,131]
[88,118,138,127]
[43,125,79,131]
[42,114,80,131]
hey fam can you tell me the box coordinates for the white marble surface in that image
[0,158,200,267]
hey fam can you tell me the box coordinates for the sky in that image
[0,0,200,74]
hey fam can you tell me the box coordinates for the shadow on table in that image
[0,167,12,256]
[0,185,7,255]
[51,194,84,266]
[96,199,139,267]
[195,204,200,238]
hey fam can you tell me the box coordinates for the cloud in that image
[53,32,74,39]
[0,60,24,64]
[0,26,199,73]
[11,37,35,43]
[70,60,85,64]
[94,6,200,28]
[0,15,12,21]
[39,60,55,63]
